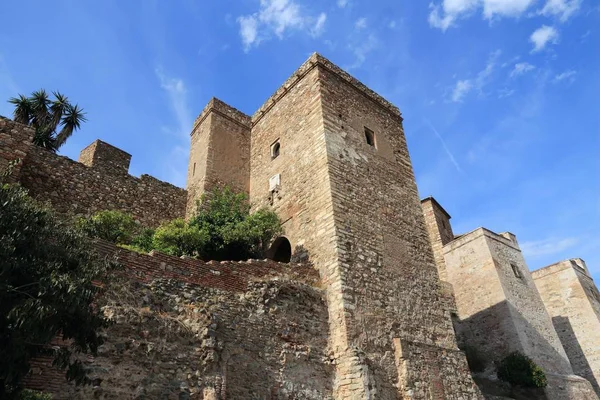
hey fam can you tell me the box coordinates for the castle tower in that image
[247,54,479,399]
[533,259,600,395]
[421,197,454,281]
[421,197,598,399]
[186,98,251,217]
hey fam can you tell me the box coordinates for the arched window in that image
[271,140,280,160]
[267,237,292,263]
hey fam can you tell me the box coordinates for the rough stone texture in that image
[422,197,598,399]
[244,54,481,398]
[23,242,331,399]
[533,259,600,396]
[421,197,454,282]
[0,117,187,227]
[0,116,34,183]
[186,98,251,217]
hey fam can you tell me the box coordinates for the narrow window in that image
[364,127,375,147]
[192,162,196,176]
[271,140,281,159]
[510,263,522,279]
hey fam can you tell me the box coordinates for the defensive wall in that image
[22,240,331,399]
[0,116,186,227]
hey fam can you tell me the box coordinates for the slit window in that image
[192,162,196,176]
[271,140,281,159]
[364,127,375,147]
[510,263,523,280]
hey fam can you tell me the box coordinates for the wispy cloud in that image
[236,0,326,51]
[553,69,577,83]
[155,67,192,139]
[452,80,473,102]
[428,0,535,31]
[530,25,559,52]
[521,237,579,258]
[510,62,535,78]
[337,0,348,8]
[346,33,378,70]
[450,50,501,102]
[425,120,462,172]
[539,0,581,22]
[355,17,367,30]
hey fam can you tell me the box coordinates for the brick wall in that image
[421,197,455,281]
[0,116,34,183]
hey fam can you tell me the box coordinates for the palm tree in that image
[8,90,86,152]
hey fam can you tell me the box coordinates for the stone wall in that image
[0,116,188,227]
[0,116,34,183]
[23,242,332,399]
[533,259,600,395]
[443,228,572,374]
[186,98,251,217]
[421,197,454,281]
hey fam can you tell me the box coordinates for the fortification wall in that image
[0,116,187,227]
[23,242,331,399]
[533,260,600,395]
[421,197,454,281]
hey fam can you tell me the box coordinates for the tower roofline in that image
[252,52,402,125]
[192,97,252,135]
[421,196,451,219]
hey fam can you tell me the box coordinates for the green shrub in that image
[497,351,547,388]
[0,185,116,396]
[152,218,208,257]
[131,228,156,252]
[18,389,53,400]
[77,210,137,244]
[189,187,282,261]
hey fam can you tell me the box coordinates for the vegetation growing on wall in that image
[0,185,118,398]
[80,186,283,261]
[8,90,86,152]
[497,351,547,388]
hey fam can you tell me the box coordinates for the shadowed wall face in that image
[533,260,600,395]
[444,229,573,375]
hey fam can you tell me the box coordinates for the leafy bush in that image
[189,187,283,261]
[0,185,117,397]
[77,210,137,244]
[152,219,208,257]
[18,389,53,400]
[497,351,547,388]
[130,228,156,252]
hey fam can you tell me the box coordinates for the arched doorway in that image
[267,237,292,263]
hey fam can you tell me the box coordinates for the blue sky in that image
[0,0,598,280]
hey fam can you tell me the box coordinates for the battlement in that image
[78,139,131,174]
[532,258,592,280]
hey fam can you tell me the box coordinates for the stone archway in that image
[267,237,292,263]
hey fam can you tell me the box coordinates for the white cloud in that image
[450,49,500,102]
[236,0,326,51]
[553,70,577,83]
[355,17,367,30]
[346,33,378,70]
[539,0,581,22]
[530,25,559,52]
[237,15,260,51]
[155,68,192,139]
[498,87,515,98]
[521,237,579,259]
[337,0,348,8]
[429,0,535,30]
[510,62,535,78]
[452,79,473,102]
[311,13,327,37]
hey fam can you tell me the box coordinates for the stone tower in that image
[533,259,600,395]
[188,53,480,399]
